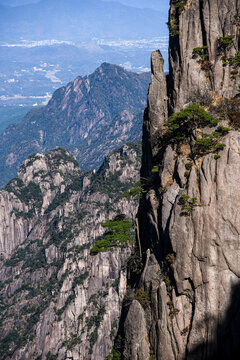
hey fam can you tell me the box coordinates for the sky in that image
[0,0,170,106]
[0,0,170,12]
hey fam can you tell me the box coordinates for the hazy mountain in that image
[0,0,167,42]
[0,106,32,134]
[0,0,168,106]
[0,38,168,107]
[0,63,150,187]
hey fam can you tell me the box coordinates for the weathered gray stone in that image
[123,300,149,360]
[122,1,240,359]
[169,0,240,112]
[0,145,141,360]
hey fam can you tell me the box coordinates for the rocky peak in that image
[118,1,240,360]
[142,50,168,178]
[0,64,150,187]
[0,141,142,359]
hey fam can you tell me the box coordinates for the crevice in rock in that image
[185,277,196,357]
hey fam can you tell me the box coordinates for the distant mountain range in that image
[0,63,150,187]
[0,0,168,106]
[0,0,167,42]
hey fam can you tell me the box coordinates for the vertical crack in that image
[199,0,214,89]
[199,0,208,47]
[185,278,196,358]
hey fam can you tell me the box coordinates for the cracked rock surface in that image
[121,1,240,359]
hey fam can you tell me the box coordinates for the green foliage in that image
[218,35,235,51]
[194,133,226,155]
[5,244,32,267]
[213,125,230,137]
[46,352,58,360]
[90,215,134,255]
[5,179,42,208]
[46,217,74,248]
[168,19,179,36]
[86,306,106,351]
[192,46,212,72]
[13,209,35,220]
[185,162,193,171]
[67,175,83,191]
[221,55,229,66]
[22,247,47,272]
[56,294,75,317]
[135,288,151,308]
[0,300,48,359]
[51,147,79,168]
[0,330,20,358]
[128,252,143,275]
[45,191,69,214]
[193,46,209,59]
[63,334,82,350]
[4,239,47,272]
[105,349,122,360]
[230,52,240,67]
[123,181,142,199]
[73,272,89,287]
[151,165,159,173]
[149,350,156,360]
[179,194,199,215]
[173,0,187,11]
[163,104,228,158]
[164,104,218,142]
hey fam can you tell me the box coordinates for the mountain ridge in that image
[0,142,142,359]
[0,63,150,187]
[0,0,166,42]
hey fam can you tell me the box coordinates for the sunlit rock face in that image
[120,1,240,359]
[0,63,149,187]
[168,0,240,112]
[0,144,141,359]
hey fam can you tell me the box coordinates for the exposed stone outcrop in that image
[120,1,240,359]
[0,143,141,360]
[0,63,149,187]
[168,0,240,112]
[142,50,168,178]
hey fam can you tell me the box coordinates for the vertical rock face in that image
[168,0,240,112]
[0,144,141,359]
[120,1,240,359]
[142,50,168,178]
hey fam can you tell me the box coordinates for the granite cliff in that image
[1,0,240,359]
[118,1,240,359]
[0,143,141,359]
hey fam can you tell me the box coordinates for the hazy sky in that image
[0,0,170,13]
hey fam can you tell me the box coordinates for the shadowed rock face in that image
[120,1,240,359]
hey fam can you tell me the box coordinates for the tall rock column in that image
[120,1,240,359]
[142,50,168,178]
[168,0,240,112]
